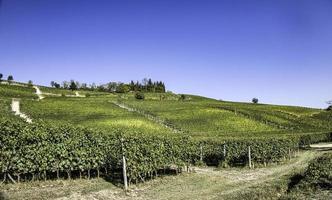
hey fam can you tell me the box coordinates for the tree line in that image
[50,78,166,93]
[0,73,14,82]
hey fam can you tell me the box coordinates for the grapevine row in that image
[0,117,331,184]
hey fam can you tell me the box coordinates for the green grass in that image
[0,84,37,99]
[20,97,172,134]
[121,95,332,138]
[1,83,331,139]
[38,86,76,95]
[281,152,332,200]
[39,86,112,97]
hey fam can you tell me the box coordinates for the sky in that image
[0,0,331,108]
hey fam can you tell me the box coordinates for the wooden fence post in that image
[200,145,203,162]
[121,138,128,191]
[248,146,252,169]
[223,142,226,159]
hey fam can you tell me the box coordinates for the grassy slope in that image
[20,97,173,134]
[121,94,332,138]
[0,84,37,99]
[1,83,332,200]
[2,83,331,138]
[0,84,37,120]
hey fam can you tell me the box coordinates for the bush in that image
[135,92,145,100]
[179,94,186,101]
[85,93,91,98]
[252,98,259,104]
[304,153,332,188]
[281,153,332,199]
[28,80,33,87]
[326,105,332,111]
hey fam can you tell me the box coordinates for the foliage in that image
[7,75,14,82]
[49,78,166,93]
[28,80,33,87]
[1,117,329,184]
[135,92,145,100]
[50,81,61,88]
[69,80,78,91]
[0,118,194,183]
[327,105,332,111]
[179,94,186,101]
[303,153,332,188]
[116,83,130,93]
[281,153,332,199]
[252,98,259,104]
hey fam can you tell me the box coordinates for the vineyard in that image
[0,83,331,191]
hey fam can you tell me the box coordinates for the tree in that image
[327,101,332,111]
[130,80,135,91]
[50,81,55,87]
[179,94,186,101]
[252,98,259,104]
[135,92,145,100]
[0,73,3,81]
[327,106,332,111]
[69,80,77,91]
[147,78,153,92]
[28,80,33,87]
[90,83,96,90]
[107,82,118,93]
[80,83,88,90]
[116,83,130,93]
[142,78,148,91]
[54,82,60,89]
[62,81,69,89]
[7,75,13,83]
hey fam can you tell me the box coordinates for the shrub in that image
[28,80,33,87]
[179,94,186,101]
[326,105,332,111]
[135,92,145,100]
[7,75,13,83]
[252,98,259,104]
[304,153,332,188]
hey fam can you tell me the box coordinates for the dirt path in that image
[33,86,45,100]
[11,99,32,123]
[49,150,321,200]
[111,101,183,133]
[310,142,332,148]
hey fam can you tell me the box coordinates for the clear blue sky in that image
[0,0,331,108]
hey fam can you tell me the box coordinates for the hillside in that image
[0,81,331,200]
[1,82,331,139]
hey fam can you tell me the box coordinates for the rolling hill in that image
[0,81,331,199]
